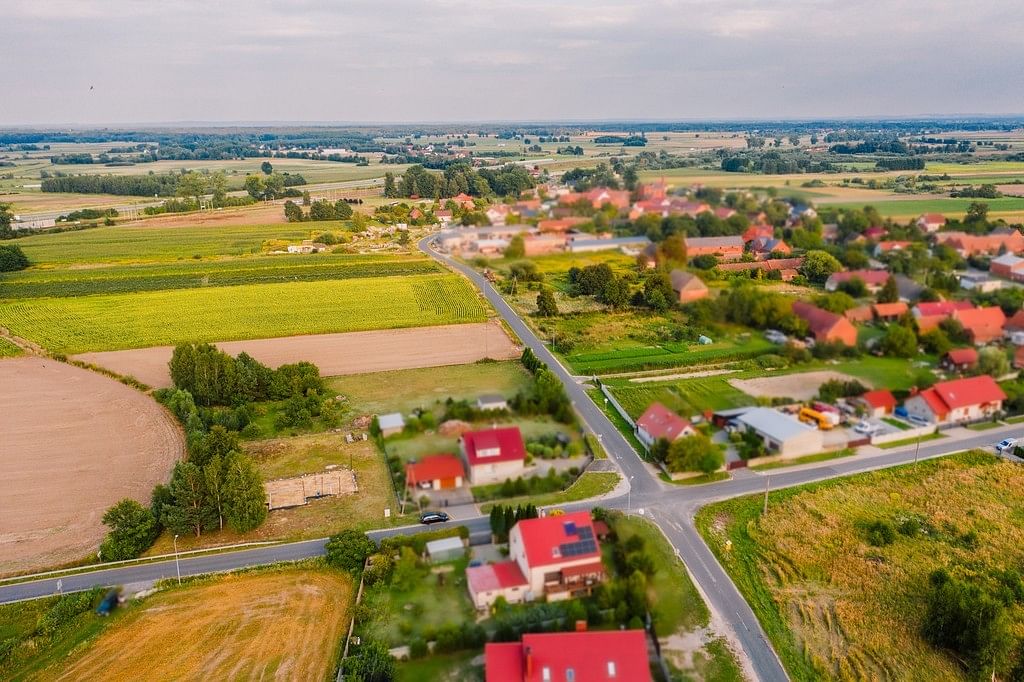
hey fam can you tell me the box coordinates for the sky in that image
[2,0,1022,126]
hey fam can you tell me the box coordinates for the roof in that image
[405,454,464,483]
[685,236,744,249]
[926,375,1007,412]
[467,561,528,594]
[462,426,526,466]
[485,630,652,682]
[426,536,465,555]
[920,213,947,224]
[636,402,692,441]
[792,301,855,340]
[844,305,873,323]
[1005,310,1024,331]
[860,389,896,411]
[914,300,975,317]
[828,270,891,286]
[873,302,908,318]
[991,253,1024,268]
[736,407,817,442]
[716,257,804,272]
[669,270,708,293]
[945,348,979,365]
[477,394,508,406]
[515,511,600,568]
[378,412,404,430]
[954,306,1006,338]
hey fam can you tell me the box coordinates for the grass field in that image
[0,253,440,298]
[0,273,486,353]
[821,196,1024,217]
[13,222,345,265]
[566,335,775,375]
[36,568,351,682]
[696,450,1024,682]
[327,361,530,416]
[477,471,619,512]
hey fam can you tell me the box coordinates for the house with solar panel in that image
[466,511,605,610]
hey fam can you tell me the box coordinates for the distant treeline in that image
[875,158,926,170]
[42,174,180,196]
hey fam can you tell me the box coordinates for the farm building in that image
[669,270,709,303]
[990,254,1024,281]
[635,402,695,448]
[466,511,605,609]
[684,236,744,261]
[567,235,651,254]
[872,302,908,322]
[287,240,328,254]
[426,536,466,563]
[377,412,405,437]
[904,375,1006,425]
[958,272,1003,293]
[405,454,465,491]
[935,229,1024,257]
[716,257,803,281]
[484,629,652,682]
[735,407,824,458]
[855,389,897,418]
[460,426,526,485]
[476,394,509,411]
[792,301,858,346]
[13,216,56,230]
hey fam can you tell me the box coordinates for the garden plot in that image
[730,370,866,401]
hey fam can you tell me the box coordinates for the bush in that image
[865,519,896,547]
[0,244,30,272]
[99,499,159,561]
[325,529,375,575]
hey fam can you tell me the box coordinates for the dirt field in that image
[729,370,864,401]
[122,201,286,228]
[266,470,357,510]
[73,320,519,388]
[43,569,352,681]
[0,358,183,575]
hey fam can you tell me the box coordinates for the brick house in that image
[825,270,892,293]
[792,301,858,346]
[669,270,709,303]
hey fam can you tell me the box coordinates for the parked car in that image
[419,511,450,525]
[854,421,878,436]
[996,438,1018,453]
[764,329,787,344]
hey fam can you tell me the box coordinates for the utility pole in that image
[914,430,923,466]
[763,475,770,515]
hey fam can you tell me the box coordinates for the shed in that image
[476,394,509,411]
[736,407,823,458]
[377,412,405,437]
[426,536,466,563]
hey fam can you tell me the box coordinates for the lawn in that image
[328,361,530,417]
[606,374,752,419]
[967,420,1003,431]
[396,651,482,682]
[384,418,578,465]
[2,566,351,681]
[0,273,486,353]
[477,471,619,512]
[696,450,1024,682]
[820,197,1024,217]
[749,448,854,471]
[882,417,910,431]
[874,432,945,449]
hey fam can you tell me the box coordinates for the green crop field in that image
[607,374,752,418]
[566,336,774,375]
[13,222,349,265]
[0,253,440,298]
[925,160,1024,174]
[0,337,22,357]
[820,197,1024,216]
[0,274,486,353]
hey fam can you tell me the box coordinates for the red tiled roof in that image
[405,454,464,484]
[931,375,1007,411]
[1006,310,1024,331]
[792,301,857,344]
[954,306,1006,340]
[463,427,526,467]
[873,302,908,318]
[876,240,912,251]
[636,402,692,441]
[860,389,896,411]
[945,348,979,366]
[467,560,528,594]
[915,314,946,333]
[920,213,946,224]
[515,511,600,568]
[915,301,975,317]
[917,388,950,418]
[485,630,652,682]
[560,561,605,579]
[829,270,891,286]
[845,305,873,323]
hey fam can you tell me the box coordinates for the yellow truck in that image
[798,407,839,431]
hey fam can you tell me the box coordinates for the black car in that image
[419,511,450,525]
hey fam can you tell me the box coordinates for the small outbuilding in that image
[426,536,467,563]
[476,394,509,412]
[735,407,824,458]
[377,412,405,437]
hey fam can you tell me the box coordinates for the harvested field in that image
[729,370,864,401]
[266,470,358,510]
[74,320,518,387]
[123,201,286,227]
[0,358,183,576]
[42,569,351,682]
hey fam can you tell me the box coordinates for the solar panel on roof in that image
[559,539,597,556]
[563,521,577,536]
[577,526,593,540]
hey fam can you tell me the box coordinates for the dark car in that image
[419,511,450,525]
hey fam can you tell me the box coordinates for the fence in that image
[870,423,936,446]
[599,383,636,430]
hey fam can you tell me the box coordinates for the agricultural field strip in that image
[0,273,486,354]
[1,255,441,298]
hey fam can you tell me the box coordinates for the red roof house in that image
[742,223,775,243]
[913,300,975,318]
[635,402,695,448]
[792,301,858,346]
[405,454,465,491]
[1014,346,1024,370]
[485,630,652,682]
[942,348,979,371]
[917,213,947,233]
[857,389,897,417]
[872,302,908,321]
[1005,310,1024,334]
[461,426,526,484]
[905,375,1006,424]
[825,270,891,293]
[466,561,529,610]
[954,306,1006,345]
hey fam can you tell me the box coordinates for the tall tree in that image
[244,175,265,200]
[223,452,267,533]
[0,202,14,239]
[877,276,899,304]
[176,171,207,204]
[536,288,558,316]
[204,454,228,531]
[162,461,216,537]
[209,171,228,205]
[383,172,397,198]
[100,499,159,560]
[260,161,274,175]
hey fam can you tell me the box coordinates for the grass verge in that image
[478,471,619,513]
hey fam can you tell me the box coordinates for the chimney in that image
[524,645,533,680]
[575,619,587,632]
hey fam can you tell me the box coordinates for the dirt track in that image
[45,570,351,681]
[73,320,519,388]
[0,357,183,576]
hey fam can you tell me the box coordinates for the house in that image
[845,305,874,323]
[461,426,526,484]
[873,302,908,321]
[716,257,804,280]
[742,223,775,243]
[735,407,824,458]
[913,300,975,318]
[792,301,859,346]
[874,240,913,257]
[377,412,405,437]
[637,180,667,201]
[917,213,947,233]
[959,271,1003,293]
[942,348,979,372]
[955,306,1006,345]
[484,630,652,682]
[409,207,423,221]
[434,209,453,224]
[990,254,1024,282]
[1014,346,1024,370]
[825,270,891,293]
[452,192,476,210]
[635,402,695,448]
[485,204,511,225]
[467,511,606,609]
[856,389,897,418]
[287,239,328,254]
[714,206,737,220]
[1005,310,1024,335]
[538,217,588,233]
[405,454,465,491]
[425,536,466,563]
[669,270,709,303]
[748,237,791,258]
[936,230,1024,257]
[684,236,745,261]
[559,187,631,211]
[864,226,887,241]
[904,375,1006,424]
[476,395,509,411]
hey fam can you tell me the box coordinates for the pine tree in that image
[162,461,216,537]
[223,452,267,533]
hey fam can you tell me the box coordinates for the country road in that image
[4,235,1024,681]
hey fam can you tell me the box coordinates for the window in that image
[566,669,575,682]
[541,667,551,682]
[607,661,617,677]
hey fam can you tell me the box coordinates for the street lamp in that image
[627,475,635,511]
[173,534,182,586]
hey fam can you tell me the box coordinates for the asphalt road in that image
[5,235,1022,680]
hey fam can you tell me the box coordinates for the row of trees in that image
[41,173,180,196]
[243,172,305,201]
[384,163,536,200]
[284,198,353,222]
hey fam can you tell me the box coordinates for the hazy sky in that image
[2,0,1022,125]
